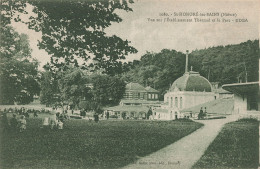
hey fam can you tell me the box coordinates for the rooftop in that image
[170,71,212,92]
[222,81,259,95]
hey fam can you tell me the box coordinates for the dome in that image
[170,71,212,92]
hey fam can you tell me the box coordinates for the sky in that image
[12,0,259,69]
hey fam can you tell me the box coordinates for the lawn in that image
[0,116,203,169]
[193,118,259,169]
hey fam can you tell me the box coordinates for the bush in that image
[175,118,194,122]
[237,118,258,123]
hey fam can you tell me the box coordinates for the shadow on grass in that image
[1,117,203,169]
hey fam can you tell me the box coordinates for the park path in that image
[122,116,238,169]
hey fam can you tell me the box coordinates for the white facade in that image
[233,94,247,115]
[155,71,216,120]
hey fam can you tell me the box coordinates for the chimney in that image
[185,50,189,73]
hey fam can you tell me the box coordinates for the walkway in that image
[122,116,237,169]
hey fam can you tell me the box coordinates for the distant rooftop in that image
[145,86,159,93]
[126,83,159,93]
[126,82,146,92]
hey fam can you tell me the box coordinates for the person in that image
[10,114,18,131]
[18,115,26,132]
[42,117,50,129]
[94,113,99,122]
[82,110,86,118]
[204,107,207,119]
[198,107,203,120]
[147,107,153,119]
[106,111,109,119]
[59,113,64,123]
[34,111,38,117]
[50,113,58,129]
[80,109,83,117]
[57,120,64,129]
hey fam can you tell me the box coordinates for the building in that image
[122,82,159,101]
[105,82,162,119]
[211,82,233,99]
[154,70,216,120]
[222,81,259,119]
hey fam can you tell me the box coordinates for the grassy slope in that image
[193,119,259,169]
[0,117,203,169]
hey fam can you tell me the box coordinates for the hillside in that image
[121,40,259,100]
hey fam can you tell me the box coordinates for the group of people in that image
[0,107,58,132]
[198,107,207,120]
[0,112,27,132]
[42,107,72,130]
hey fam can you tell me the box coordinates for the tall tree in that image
[39,71,59,106]
[2,0,137,75]
[0,26,39,104]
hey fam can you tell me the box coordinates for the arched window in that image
[171,97,173,108]
[175,97,178,108]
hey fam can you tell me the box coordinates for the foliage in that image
[91,74,126,107]
[236,118,259,123]
[39,71,59,106]
[121,49,186,100]
[193,120,259,168]
[58,68,87,108]
[0,26,39,105]
[2,0,137,75]
[0,117,203,169]
[190,40,259,85]
[121,40,259,100]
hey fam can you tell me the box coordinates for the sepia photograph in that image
[0,0,259,168]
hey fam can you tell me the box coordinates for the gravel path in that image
[122,116,237,169]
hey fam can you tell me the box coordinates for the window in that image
[138,93,140,99]
[180,97,183,109]
[148,94,151,99]
[155,94,158,99]
[151,94,154,99]
[171,97,173,108]
[175,97,178,108]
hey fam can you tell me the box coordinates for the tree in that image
[121,49,185,100]
[0,26,39,104]
[57,68,87,109]
[39,71,59,106]
[190,40,259,85]
[2,0,137,75]
[91,74,126,107]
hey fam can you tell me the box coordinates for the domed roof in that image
[170,71,212,92]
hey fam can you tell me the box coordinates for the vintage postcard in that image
[0,0,259,168]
